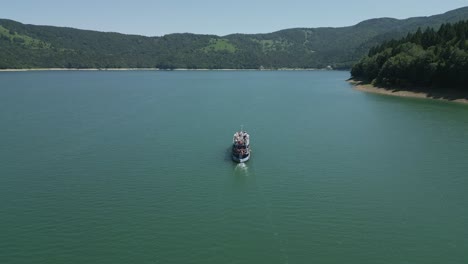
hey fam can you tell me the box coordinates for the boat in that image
[232,128,251,163]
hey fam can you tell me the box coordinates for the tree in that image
[352,20,468,92]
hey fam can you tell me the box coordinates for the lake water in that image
[1,70,467,264]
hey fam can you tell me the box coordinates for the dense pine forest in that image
[351,20,468,92]
[1,7,468,70]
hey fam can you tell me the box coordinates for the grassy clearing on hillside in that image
[0,25,51,49]
[253,38,293,52]
[202,39,237,52]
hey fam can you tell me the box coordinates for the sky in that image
[1,0,467,36]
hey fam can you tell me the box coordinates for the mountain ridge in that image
[1,6,468,69]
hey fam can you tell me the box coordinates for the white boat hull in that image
[232,153,250,163]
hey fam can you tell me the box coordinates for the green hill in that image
[1,7,468,69]
[351,20,468,93]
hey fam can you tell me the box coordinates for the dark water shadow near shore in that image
[349,78,468,102]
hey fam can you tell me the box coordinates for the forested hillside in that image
[351,20,468,91]
[1,7,468,69]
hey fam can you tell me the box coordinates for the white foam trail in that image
[237,163,247,169]
[234,162,249,176]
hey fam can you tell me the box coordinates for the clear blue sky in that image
[1,0,467,36]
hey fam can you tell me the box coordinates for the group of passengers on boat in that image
[233,131,250,156]
[233,131,250,146]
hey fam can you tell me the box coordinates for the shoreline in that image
[348,79,468,105]
[0,68,337,72]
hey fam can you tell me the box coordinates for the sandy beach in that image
[348,79,468,105]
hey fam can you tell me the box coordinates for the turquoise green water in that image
[1,71,468,263]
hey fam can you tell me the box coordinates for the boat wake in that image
[237,162,247,169]
[234,162,249,176]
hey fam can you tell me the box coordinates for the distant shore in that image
[0,68,150,72]
[0,68,335,72]
[348,79,468,105]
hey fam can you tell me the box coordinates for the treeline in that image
[351,20,468,90]
[1,7,468,70]
[0,19,347,69]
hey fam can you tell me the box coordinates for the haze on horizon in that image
[1,0,467,36]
